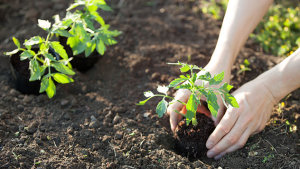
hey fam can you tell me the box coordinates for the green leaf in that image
[186,94,198,125]
[39,76,49,93]
[175,83,192,90]
[209,71,224,85]
[168,78,186,88]
[207,91,219,117]
[85,41,96,57]
[96,40,106,55]
[20,50,35,60]
[198,71,212,81]
[13,37,20,48]
[219,83,233,93]
[224,93,239,108]
[180,65,190,73]
[98,4,113,11]
[38,19,51,30]
[54,29,73,37]
[45,77,56,98]
[52,62,75,75]
[53,73,74,84]
[50,41,68,59]
[156,99,168,118]
[136,97,152,106]
[24,36,43,46]
[44,53,56,61]
[29,59,43,81]
[4,49,19,55]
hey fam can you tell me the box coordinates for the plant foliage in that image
[57,0,122,57]
[138,62,239,126]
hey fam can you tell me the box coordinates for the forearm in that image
[257,48,300,102]
[208,0,273,69]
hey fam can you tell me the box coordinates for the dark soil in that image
[0,0,299,168]
[175,113,215,158]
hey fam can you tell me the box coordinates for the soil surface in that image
[0,0,299,168]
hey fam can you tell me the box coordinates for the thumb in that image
[167,102,184,132]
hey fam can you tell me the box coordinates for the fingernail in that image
[207,150,215,158]
[206,141,213,149]
[214,153,224,160]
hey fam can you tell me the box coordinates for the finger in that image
[206,107,239,149]
[214,127,252,160]
[207,116,248,158]
[214,98,226,125]
[169,108,182,132]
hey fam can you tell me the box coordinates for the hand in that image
[167,64,231,132]
[206,78,277,159]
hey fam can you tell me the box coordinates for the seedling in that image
[138,62,239,125]
[5,19,75,98]
[237,59,251,75]
[57,0,122,57]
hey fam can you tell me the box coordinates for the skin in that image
[167,0,300,159]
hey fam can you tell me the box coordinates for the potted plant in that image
[138,62,239,157]
[56,0,121,72]
[5,19,75,98]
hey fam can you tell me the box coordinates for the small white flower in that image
[157,85,169,95]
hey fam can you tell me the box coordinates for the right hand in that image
[167,64,231,132]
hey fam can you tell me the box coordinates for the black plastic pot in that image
[10,48,59,95]
[59,36,101,72]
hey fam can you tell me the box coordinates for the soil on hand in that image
[0,0,299,168]
[175,113,215,158]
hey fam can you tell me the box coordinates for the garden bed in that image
[0,0,299,168]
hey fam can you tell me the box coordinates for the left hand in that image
[205,78,277,159]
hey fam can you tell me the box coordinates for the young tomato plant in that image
[5,19,75,98]
[138,62,239,125]
[57,0,121,57]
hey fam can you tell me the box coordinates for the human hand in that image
[167,64,231,131]
[206,78,277,159]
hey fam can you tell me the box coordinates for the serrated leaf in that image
[39,76,49,93]
[180,65,190,73]
[85,41,96,57]
[198,71,212,81]
[168,78,186,88]
[45,77,56,98]
[224,93,239,108]
[54,29,74,37]
[29,60,42,81]
[207,91,219,117]
[175,83,192,90]
[96,39,106,55]
[4,49,19,56]
[157,85,169,95]
[186,94,198,125]
[20,50,35,60]
[24,36,43,46]
[209,71,224,85]
[219,83,233,93]
[156,99,168,118]
[144,91,154,98]
[44,53,56,61]
[38,19,51,30]
[50,41,68,59]
[13,37,20,48]
[52,62,75,75]
[53,73,74,84]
